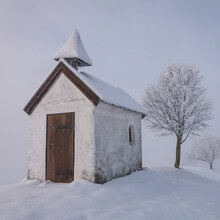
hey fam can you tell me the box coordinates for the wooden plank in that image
[46,112,75,183]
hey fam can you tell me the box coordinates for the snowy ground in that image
[0,167,220,220]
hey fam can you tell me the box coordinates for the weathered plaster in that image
[94,102,142,183]
[28,73,95,182]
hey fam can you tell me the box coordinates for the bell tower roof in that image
[54,29,92,69]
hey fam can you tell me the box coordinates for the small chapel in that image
[24,30,146,184]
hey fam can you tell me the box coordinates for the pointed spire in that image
[54,29,92,69]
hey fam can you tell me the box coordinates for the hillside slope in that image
[0,167,220,220]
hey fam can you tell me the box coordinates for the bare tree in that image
[189,136,220,170]
[142,64,212,168]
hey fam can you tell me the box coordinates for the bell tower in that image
[54,29,92,70]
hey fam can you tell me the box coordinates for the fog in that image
[0,0,220,184]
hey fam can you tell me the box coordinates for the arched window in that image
[129,125,135,144]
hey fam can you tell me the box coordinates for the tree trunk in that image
[174,136,182,168]
[210,162,213,170]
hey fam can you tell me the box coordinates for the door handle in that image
[49,143,54,149]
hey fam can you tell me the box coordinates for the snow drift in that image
[0,167,220,220]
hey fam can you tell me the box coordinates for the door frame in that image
[45,112,75,182]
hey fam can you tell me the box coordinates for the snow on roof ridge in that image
[54,30,92,66]
[60,59,146,115]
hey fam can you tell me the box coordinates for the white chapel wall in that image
[94,102,142,183]
[28,73,95,181]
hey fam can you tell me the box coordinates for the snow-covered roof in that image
[54,29,92,66]
[24,58,145,116]
[61,59,145,115]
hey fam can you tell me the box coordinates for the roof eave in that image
[100,100,146,118]
[23,61,100,115]
[53,57,92,66]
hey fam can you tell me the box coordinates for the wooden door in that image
[46,112,75,183]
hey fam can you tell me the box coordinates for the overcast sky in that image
[0,0,220,185]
